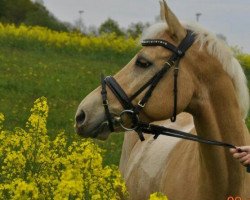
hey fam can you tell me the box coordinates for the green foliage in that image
[0,0,6,18]
[24,3,68,31]
[238,54,250,107]
[99,18,125,36]
[237,54,250,68]
[0,0,67,31]
[127,22,149,39]
[0,0,33,24]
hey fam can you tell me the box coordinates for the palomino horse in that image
[75,1,250,200]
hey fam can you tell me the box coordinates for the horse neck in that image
[190,73,247,195]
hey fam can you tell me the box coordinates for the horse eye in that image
[135,58,152,68]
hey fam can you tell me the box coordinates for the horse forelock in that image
[141,22,249,119]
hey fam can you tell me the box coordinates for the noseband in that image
[99,30,250,172]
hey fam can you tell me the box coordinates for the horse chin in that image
[92,121,111,140]
[76,120,111,141]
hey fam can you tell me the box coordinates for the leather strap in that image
[101,74,114,132]
[138,122,236,148]
[141,30,195,121]
[137,121,250,173]
[105,76,134,110]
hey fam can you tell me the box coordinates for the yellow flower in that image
[11,179,39,200]
[53,168,84,199]
[0,113,4,130]
[0,23,139,54]
[149,192,169,200]
[0,97,128,199]
[0,113,4,122]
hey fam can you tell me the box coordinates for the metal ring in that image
[119,110,139,131]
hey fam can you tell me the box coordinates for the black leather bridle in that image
[100,30,250,173]
[101,30,195,134]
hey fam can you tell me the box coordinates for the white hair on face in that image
[141,22,249,119]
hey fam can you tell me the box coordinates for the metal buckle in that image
[102,100,109,106]
[137,100,145,108]
[119,110,139,131]
[165,61,174,68]
[174,66,179,76]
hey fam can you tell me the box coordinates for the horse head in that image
[75,0,249,142]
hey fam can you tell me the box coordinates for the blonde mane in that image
[142,22,249,118]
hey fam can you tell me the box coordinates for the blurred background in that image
[1,0,250,52]
[41,0,250,53]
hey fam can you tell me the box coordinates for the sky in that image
[42,0,250,53]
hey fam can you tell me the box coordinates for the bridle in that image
[101,30,195,135]
[100,30,250,172]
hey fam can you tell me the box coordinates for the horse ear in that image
[161,0,186,42]
[159,1,165,21]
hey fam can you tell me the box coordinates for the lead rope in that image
[136,121,250,173]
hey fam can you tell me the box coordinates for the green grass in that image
[0,43,138,165]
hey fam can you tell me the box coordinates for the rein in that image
[100,30,250,173]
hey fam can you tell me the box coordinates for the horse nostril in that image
[76,110,86,126]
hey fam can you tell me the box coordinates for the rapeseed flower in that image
[149,192,168,200]
[0,23,139,54]
[0,97,128,199]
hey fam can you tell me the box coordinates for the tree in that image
[0,0,68,31]
[0,0,6,19]
[99,18,124,36]
[216,33,227,43]
[127,22,149,38]
[34,0,44,5]
[24,3,68,31]
[3,0,34,24]
[88,25,98,36]
[74,18,86,33]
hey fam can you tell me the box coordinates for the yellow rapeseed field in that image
[0,23,139,53]
[0,97,128,199]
